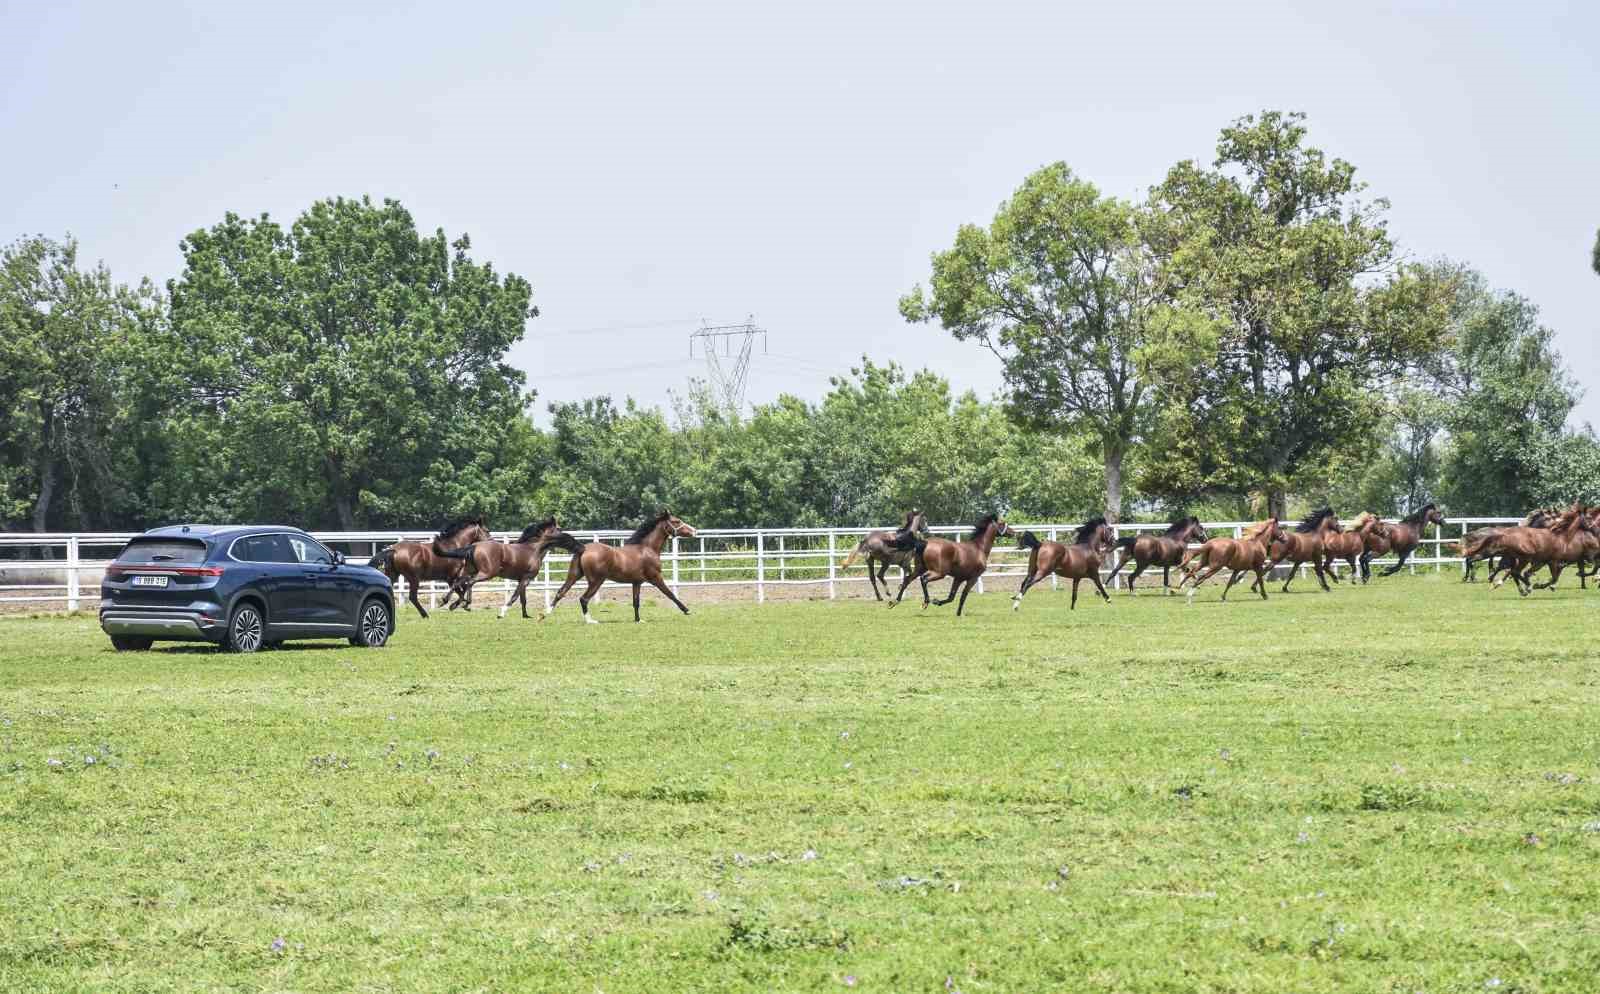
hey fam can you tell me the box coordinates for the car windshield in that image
[116,538,209,564]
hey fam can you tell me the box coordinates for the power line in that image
[540,317,702,338]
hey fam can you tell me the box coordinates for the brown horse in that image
[1321,512,1386,582]
[1265,508,1339,592]
[443,518,566,618]
[1482,505,1584,595]
[889,513,1010,616]
[542,510,697,623]
[1176,518,1288,601]
[839,509,931,600]
[1528,507,1600,589]
[1367,503,1446,578]
[1011,518,1116,611]
[1105,515,1208,595]
[1462,508,1556,582]
[368,516,491,619]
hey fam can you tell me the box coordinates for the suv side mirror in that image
[332,551,346,566]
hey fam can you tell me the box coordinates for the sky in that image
[5,0,1598,424]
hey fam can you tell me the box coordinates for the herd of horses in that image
[365,500,1592,623]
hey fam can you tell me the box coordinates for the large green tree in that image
[899,164,1159,520]
[156,197,536,529]
[0,235,154,531]
[1142,111,1453,515]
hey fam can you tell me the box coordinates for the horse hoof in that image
[584,615,599,625]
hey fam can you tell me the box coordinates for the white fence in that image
[0,518,1518,614]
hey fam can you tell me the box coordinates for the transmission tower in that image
[689,316,767,411]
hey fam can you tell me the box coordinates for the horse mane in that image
[516,517,557,544]
[1074,517,1108,544]
[1401,502,1436,525]
[1164,515,1195,536]
[968,513,999,541]
[1244,519,1278,539]
[436,516,482,541]
[1295,508,1334,533]
[625,510,671,545]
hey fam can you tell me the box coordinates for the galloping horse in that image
[1105,515,1207,594]
[889,512,1010,616]
[1367,503,1446,578]
[542,510,697,623]
[1528,506,1600,589]
[1011,517,1116,611]
[1265,508,1339,592]
[1176,518,1288,601]
[368,516,492,619]
[1461,508,1556,582]
[1481,505,1584,595]
[839,509,931,600]
[443,518,566,618]
[1321,512,1386,582]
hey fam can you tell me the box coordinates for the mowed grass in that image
[4,572,1600,993]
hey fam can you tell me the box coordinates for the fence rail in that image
[0,518,1518,614]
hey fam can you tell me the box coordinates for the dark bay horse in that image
[839,509,931,600]
[1462,508,1555,582]
[1482,506,1586,595]
[1368,503,1446,578]
[1266,508,1338,592]
[889,513,1010,616]
[1321,512,1385,582]
[1176,518,1287,601]
[542,510,697,623]
[1011,518,1116,611]
[1105,515,1207,594]
[368,516,491,619]
[443,518,566,618]
[1528,507,1600,589]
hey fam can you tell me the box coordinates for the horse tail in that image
[1017,530,1043,550]
[1114,534,1139,550]
[368,545,393,569]
[543,532,587,555]
[840,539,870,570]
[435,545,474,560]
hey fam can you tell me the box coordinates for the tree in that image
[0,236,153,530]
[532,397,685,529]
[1592,227,1599,276]
[1428,269,1578,513]
[900,164,1158,520]
[158,197,536,528]
[1142,111,1453,515]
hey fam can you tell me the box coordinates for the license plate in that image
[131,575,169,588]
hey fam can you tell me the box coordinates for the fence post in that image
[671,535,680,595]
[699,536,707,584]
[66,536,80,612]
[778,534,786,582]
[756,532,765,604]
[1050,527,1060,590]
[827,530,837,600]
[542,555,552,612]
[1434,523,1442,574]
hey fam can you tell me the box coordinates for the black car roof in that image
[140,524,313,541]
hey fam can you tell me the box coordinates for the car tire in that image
[351,598,390,648]
[225,603,265,653]
[110,635,153,652]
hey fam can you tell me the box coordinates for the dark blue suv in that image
[99,525,396,652]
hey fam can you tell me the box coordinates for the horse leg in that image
[955,579,975,617]
[1012,571,1044,611]
[1358,552,1371,584]
[887,568,923,609]
[867,558,884,601]
[1184,564,1224,598]
[577,576,606,624]
[1162,564,1173,594]
[1220,569,1244,601]
[541,564,585,620]
[406,571,429,620]
[1070,578,1080,610]
[920,572,938,608]
[1535,563,1564,590]
[1125,561,1147,595]
[1092,573,1111,602]
[631,582,643,621]
[1255,565,1269,600]
[1278,560,1294,593]
[646,571,692,615]
[1380,548,1410,577]
[933,577,961,607]
[500,579,522,619]
[1313,559,1330,592]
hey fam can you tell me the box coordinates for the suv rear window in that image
[116,538,209,564]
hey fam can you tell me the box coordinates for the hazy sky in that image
[6,1,1598,423]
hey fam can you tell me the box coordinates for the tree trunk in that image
[31,406,57,533]
[1267,488,1287,521]
[1103,448,1124,524]
[334,493,357,531]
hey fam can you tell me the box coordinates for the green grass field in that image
[5,573,1600,992]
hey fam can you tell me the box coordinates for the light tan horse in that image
[1321,513,1386,582]
[889,513,1010,616]
[1176,518,1288,601]
[1010,518,1116,611]
[367,517,491,619]
[542,511,697,623]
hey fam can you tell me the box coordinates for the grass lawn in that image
[4,572,1600,992]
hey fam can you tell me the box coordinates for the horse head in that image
[1425,503,1446,527]
[516,517,562,545]
[664,511,697,539]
